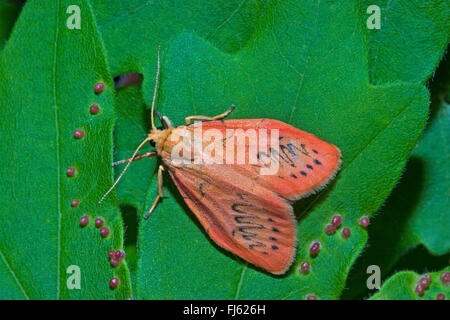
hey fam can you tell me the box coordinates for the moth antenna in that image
[150,42,161,131]
[98,137,150,204]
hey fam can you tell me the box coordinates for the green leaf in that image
[0,0,21,50]
[362,0,449,84]
[407,96,449,254]
[96,1,446,299]
[342,57,450,299]
[370,267,450,300]
[92,0,272,76]
[0,0,131,299]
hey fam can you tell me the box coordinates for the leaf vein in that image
[53,0,62,300]
[207,0,248,41]
[0,249,30,299]
[233,263,247,300]
[288,0,320,123]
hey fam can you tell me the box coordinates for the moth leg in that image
[144,165,165,219]
[112,151,157,167]
[185,104,235,125]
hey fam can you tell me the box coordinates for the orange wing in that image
[160,119,341,274]
[167,163,297,274]
[197,119,342,201]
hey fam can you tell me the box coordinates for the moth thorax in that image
[148,128,172,152]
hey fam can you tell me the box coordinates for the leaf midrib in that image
[52,0,62,300]
[0,0,63,301]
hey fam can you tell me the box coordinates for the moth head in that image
[148,111,173,147]
[148,129,163,148]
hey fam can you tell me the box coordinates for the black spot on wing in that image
[199,183,205,198]
[236,193,246,200]
[231,203,253,214]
